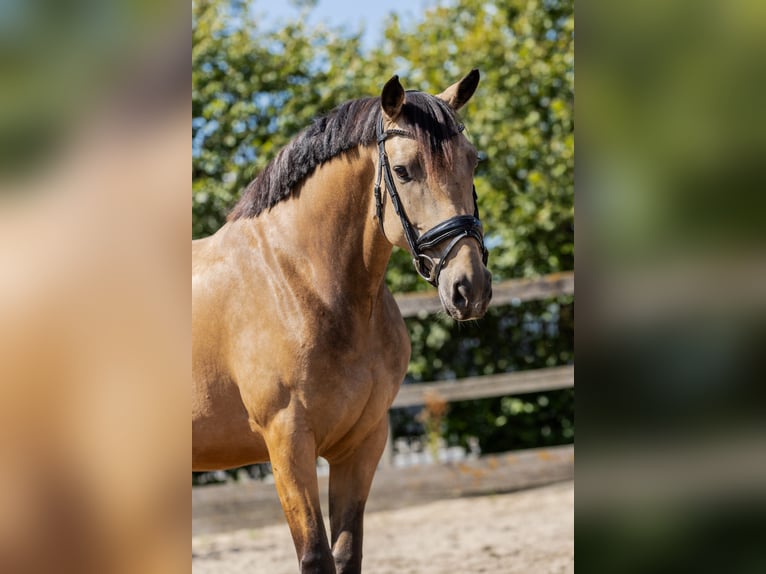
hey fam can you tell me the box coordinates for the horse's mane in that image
[228,91,463,221]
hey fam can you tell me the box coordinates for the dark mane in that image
[228,91,463,220]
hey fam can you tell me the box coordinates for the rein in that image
[373,115,489,287]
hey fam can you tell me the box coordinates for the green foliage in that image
[192,0,574,459]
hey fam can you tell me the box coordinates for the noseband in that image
[373,116,489,287]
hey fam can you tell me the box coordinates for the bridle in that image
[373,115,489,287]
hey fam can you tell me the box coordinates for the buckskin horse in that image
[192,70,492,573]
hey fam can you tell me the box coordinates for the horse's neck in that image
[248,149,392,310]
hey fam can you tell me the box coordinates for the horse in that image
[192,69,492,573]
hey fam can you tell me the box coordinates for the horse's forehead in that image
[385,134,419,155]
[387,129,470,160]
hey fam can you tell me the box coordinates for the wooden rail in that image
[394,271,574,318]
[392,365,574,408]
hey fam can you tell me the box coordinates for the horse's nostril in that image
[452,280,470,311]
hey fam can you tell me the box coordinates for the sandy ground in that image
[192,480,573,574]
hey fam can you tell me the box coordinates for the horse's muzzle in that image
[440,268,492,321]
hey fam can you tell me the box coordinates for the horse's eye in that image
[393,165,411,182]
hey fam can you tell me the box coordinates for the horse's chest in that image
[298,321,408,451]
[306,332,404,404]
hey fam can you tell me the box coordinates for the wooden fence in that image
[383,271,574,465]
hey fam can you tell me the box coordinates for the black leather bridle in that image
[373,115,489,286]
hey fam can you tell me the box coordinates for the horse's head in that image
[374,70,492,321]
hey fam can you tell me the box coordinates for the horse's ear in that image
[436,68,480,111]
[381,75,405,120]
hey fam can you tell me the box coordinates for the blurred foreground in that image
[0,1,190,573]
[578,0,766,571]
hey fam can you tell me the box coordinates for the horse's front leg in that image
[266,411,335,574]
[328,418,389,574]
